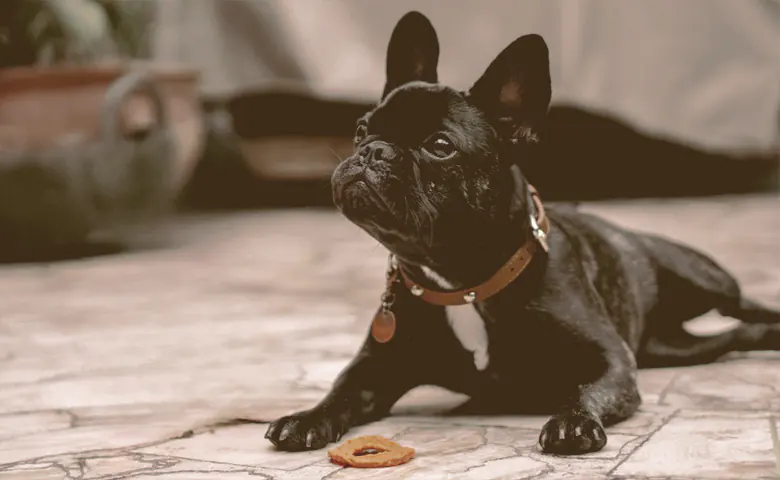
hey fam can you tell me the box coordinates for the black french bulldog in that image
[266,11,780,455]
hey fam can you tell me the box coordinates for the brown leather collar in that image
[396,185,549,307]
[370,185,550,343]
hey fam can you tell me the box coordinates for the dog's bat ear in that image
[468,34,551,144]
[382,11,440,100]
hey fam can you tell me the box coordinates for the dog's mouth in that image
[333,161,422,241]
[333,166,389,214]
[354,178,393,211]
[331,157,439,263]
[332,156,392,211]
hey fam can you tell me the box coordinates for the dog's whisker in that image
[409,208,422,238]
[424,206,436,246]
[402,197,410,225]
[415,193,437,246]
[327,147,346,163]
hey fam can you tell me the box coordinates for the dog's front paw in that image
[265,409,347,452]
[538,411,607,455]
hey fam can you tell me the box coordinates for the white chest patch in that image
[421,266,490,371]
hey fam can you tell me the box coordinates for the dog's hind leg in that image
[719,297,780,325]
[636,233,780,367]
[639,233,743,319]
[638,323,780,368]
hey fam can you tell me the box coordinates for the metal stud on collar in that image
[463,291,477,303]
[530,214,549,253]
[381,255,400,309]
[410,285,424,296]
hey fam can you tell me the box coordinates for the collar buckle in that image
[391,184,550,307]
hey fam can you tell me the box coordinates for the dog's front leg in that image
[264,277,453,452]
[538,331,641,455]
[265,337,419,451]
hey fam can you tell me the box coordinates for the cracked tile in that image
[129,474,269,479]
[658,356,780,411]
[328,443,547,480]
[607,405,678,436]
[484,424,641,462]
[529,451,618,480]
[0,419,184,465]
[1,454,279,480]
[0,196,778,479]
[0,411,73,443]
[637,367,681,405]
[136,419,409,473]
[80,455,278,479]
[391,404,675,444]
[0,403,249,466]
[389,425,488,456]
[613,410,779,479]
[0,358,317,416]
[137,423,324,471]
[0,464,67,480]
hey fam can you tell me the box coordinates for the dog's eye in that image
[354,124,368,144]
[422,134,457,160]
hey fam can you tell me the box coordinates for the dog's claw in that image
[266,410,347,452]
[278,424,293,442]
[539,411,607,455]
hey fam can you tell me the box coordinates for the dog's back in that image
[546,206,659,347]
[549,205,779,367]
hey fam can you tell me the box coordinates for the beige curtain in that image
[153,0,780,154]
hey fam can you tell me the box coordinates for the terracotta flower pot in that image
[0,65,203,248]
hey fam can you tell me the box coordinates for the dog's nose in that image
[359,142,396,163]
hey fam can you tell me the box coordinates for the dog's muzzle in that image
[332,141,399,211]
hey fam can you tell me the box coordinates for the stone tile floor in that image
[0,193,779,479]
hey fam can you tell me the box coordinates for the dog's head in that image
[332,11,551,272]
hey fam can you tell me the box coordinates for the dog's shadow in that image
[393,353,780,419]
[392,395,555,419]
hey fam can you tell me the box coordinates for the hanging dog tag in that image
[371,309,396,343]
[372,255,399,343]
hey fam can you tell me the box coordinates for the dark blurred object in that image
[180,92,370,210]
[181,93,776,209]
[0,0,153,69]
[526,106,779,200]
[229,93,369,182]
[180,102,261,210]
[181,99,340,210]
[0,66,201,256]
[0,0,40,68]
[96,0,155,59]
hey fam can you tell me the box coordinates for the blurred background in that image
[0,0,778,256]
[0,3,779,476]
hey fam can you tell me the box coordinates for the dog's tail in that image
[636,233,780,326]
[720,298,780,325]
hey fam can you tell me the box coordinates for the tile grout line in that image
[606,408,681,477]
[656,371,682,406]
[769,414,780,479]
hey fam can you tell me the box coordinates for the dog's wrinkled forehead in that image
[365,82,493,151]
